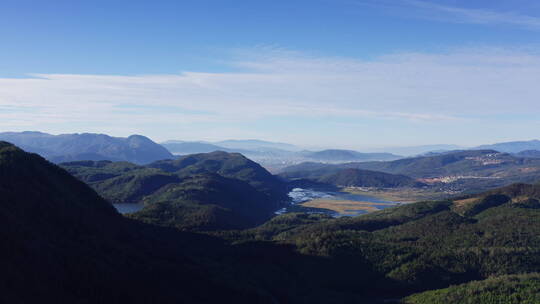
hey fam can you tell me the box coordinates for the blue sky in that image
[1,0,540,149]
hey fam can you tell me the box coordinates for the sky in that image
[1,0,540,149]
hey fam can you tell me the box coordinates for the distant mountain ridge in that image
[515,150,540,158]
[368,144,465,156]
[161,139,404,172]
[161,141,255,155]
[214,139,300,151]
[476,139,540,153]
[281,149,540,194]
[301,149,401,162]
[0,131,173,164]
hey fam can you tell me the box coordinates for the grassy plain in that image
[300,198,396,215]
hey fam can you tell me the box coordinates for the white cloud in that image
[0,47,539,141]
[405,0,540,30]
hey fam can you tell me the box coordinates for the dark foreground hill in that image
[0,131,173,164]
[0,142,276,303]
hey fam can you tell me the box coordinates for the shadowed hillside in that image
[4,141,540,303]
[0,142,276,303]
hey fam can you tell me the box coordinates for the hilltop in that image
[0,131,172,164]
[62,151,289,230]
[281,167,423,188]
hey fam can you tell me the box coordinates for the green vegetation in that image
[5,141,540,303]
[404,273,540,304]
[213,184,540,300]
[280,167,424,188]
[281,150,540,195]
[0,142,267,303]
[62,151,289,230]
[319,168,424,187]
[130,173,276,230]
[149,151,289,202]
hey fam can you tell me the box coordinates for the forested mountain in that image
[404,273,540,304]
[336,150,520,178]
[3,141,540,303]
[148,151,289,203]
[62,151,289,230]
[0,131,172,164]
[0,142,272,303]
[222,182,540,301]
[130,173,278,230]
[282,150,540,193]
[317,168,424,188]
[280,167,424,188]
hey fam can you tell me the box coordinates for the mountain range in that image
[0,131,173,164]
[162,140,403,171]
[4,131,540,173]
[2,141,540,303]
[476,139,540,153]
[282,149,540,194]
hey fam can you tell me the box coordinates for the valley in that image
[277,187,403,217]
[5,2,540,303]
[2,139,540,303]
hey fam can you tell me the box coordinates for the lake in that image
[112,188,402,217]
[113,203,144,214]
[276,188,403,217]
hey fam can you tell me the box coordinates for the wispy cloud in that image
[1,46,539,143]
[353,0,540,31]
[408,0,540,30]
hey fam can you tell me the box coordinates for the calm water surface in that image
[277,188,402,217]
[113,203,144,214]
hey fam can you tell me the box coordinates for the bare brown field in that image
[301,199,395,215]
